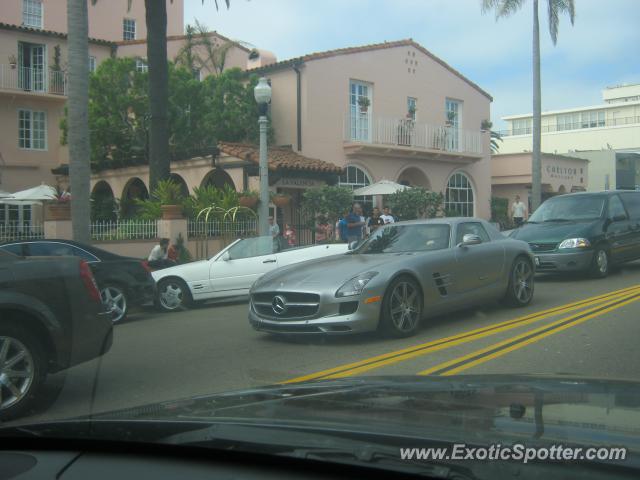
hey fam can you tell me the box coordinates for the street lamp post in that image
[254,77,272,237]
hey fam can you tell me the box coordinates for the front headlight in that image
[336,271,378,297]
[558,238,591,249]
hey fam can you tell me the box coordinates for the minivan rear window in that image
[620,192,640,219]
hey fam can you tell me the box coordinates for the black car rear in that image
[0,239,155,322]
[0,250,112,420]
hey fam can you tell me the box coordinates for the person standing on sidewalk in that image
[346,203,366,243]
[511,195,528,227]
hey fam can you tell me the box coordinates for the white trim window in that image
[22,0,43,29]
[557,112,580,131]
[89,56,97,73]
[123,18,136,41]
[407,97,417,120]
[349,80,372,142]
[18,109,47,150]
[512,118,532,135]
[136,59,148,73]
[445,172,474,217]
[339,165,373,209]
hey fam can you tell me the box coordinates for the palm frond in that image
[547,0,576,45]
[209,0,231,9]
[482,0,527,19]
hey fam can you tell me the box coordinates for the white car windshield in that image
[226,236,274,260]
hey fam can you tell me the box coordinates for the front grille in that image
[252,291,320,320]
[528,242,558,252]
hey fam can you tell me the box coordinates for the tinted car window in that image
[621,193,640,220]
[456,222,491,244]
[608,195,627,220]
[26,242,98,261]
[0,243,24,256]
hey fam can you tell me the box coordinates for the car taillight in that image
[79,260,101,303]
[141,260,152,273]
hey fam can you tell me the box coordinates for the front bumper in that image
[533,249,594,272]
[248,292,382,335]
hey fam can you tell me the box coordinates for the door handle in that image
[262,259,276,264]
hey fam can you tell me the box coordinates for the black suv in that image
[0,250,113,419]
[0,240,155,323]
[510,190,640,277]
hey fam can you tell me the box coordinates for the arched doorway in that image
[169,173,190,197]
[121,177,149,218]
[201,169,235,190]
[397,167,431,189]
[558,185,567,194]
[444,171,475,217]
[91,181,117,222]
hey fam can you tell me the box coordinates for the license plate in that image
[534,256,540,266]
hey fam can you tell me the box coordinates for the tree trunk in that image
[67,0,91,242]
[145,0,171,191]
[531,0,542,212]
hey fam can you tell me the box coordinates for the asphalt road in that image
[17,261,640,424]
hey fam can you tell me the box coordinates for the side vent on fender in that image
[432,272,452,296]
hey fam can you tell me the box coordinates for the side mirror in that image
[348,240,359,251]
[457,233,482,248]
[220,251,230,261]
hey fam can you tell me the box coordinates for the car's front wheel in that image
[503,257,534,307]
[589,247,609,278]
[100,284,128,323]
[0,323,47,421]
[157,278,191,312]
[379,276,423,338]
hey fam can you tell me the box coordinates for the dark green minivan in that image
[510,191,640,278]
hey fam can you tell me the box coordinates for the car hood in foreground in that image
[511,220,597,244]
[6,375,640,455]
[254,251,431,289]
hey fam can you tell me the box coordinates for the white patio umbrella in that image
[352,179,411,196]
[10,184,57,201]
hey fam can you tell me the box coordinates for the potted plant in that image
[46,191,71,220]
[238,190,259,208]
[481,119,492,132]
[50,45,65,95]
[407,104,417,119]
[8,54,17,69]
[445,110,456,127]
[271,191,291,207]
[154,179,184,219]
[357,96,370,113]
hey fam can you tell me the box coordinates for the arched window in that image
[339,165,373,210]
[445,172,474,217]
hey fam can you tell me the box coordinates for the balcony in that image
[0,65,67,98]
[342,113,483,162]
[497,115,640,137]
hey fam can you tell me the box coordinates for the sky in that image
[185,0,640,130]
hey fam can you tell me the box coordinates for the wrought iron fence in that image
[0,222,44,242]
[188,219,258,239]
[90,220,157,241]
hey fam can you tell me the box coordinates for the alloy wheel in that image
[513,260,534,304]
[596,250,608,275]
[0,336,35,410]
[159,281,184,310]
[389,281,421,332]
[101,286,127,323]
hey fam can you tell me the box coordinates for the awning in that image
[353,179,411,196]
[0,184,57,202]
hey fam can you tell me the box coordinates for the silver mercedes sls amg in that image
[248,218,535,337]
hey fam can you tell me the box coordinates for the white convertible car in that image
[153,236,348,311]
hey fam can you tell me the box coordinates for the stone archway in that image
[201,169,235,190]
[397,167,431,189]
[91,180,117,222]
[121,177,149,218]
[169,173,190,197]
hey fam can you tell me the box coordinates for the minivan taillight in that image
[79,260,101,303]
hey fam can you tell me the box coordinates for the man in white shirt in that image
[148,238,174,269]
[380,206,395,224]
[511,195,528,227]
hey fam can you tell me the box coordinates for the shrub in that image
[387,188,443,220]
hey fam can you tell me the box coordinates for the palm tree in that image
[67,0,91,242]
[482,0,575,211]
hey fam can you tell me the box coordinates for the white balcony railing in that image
[343,113,483,156]
[0,65,67,96]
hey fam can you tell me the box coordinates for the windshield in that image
[2,0,639,477]
[528,196,605,222]
[356,224,450,254]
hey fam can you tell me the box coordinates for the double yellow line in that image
[284,284,640,384]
